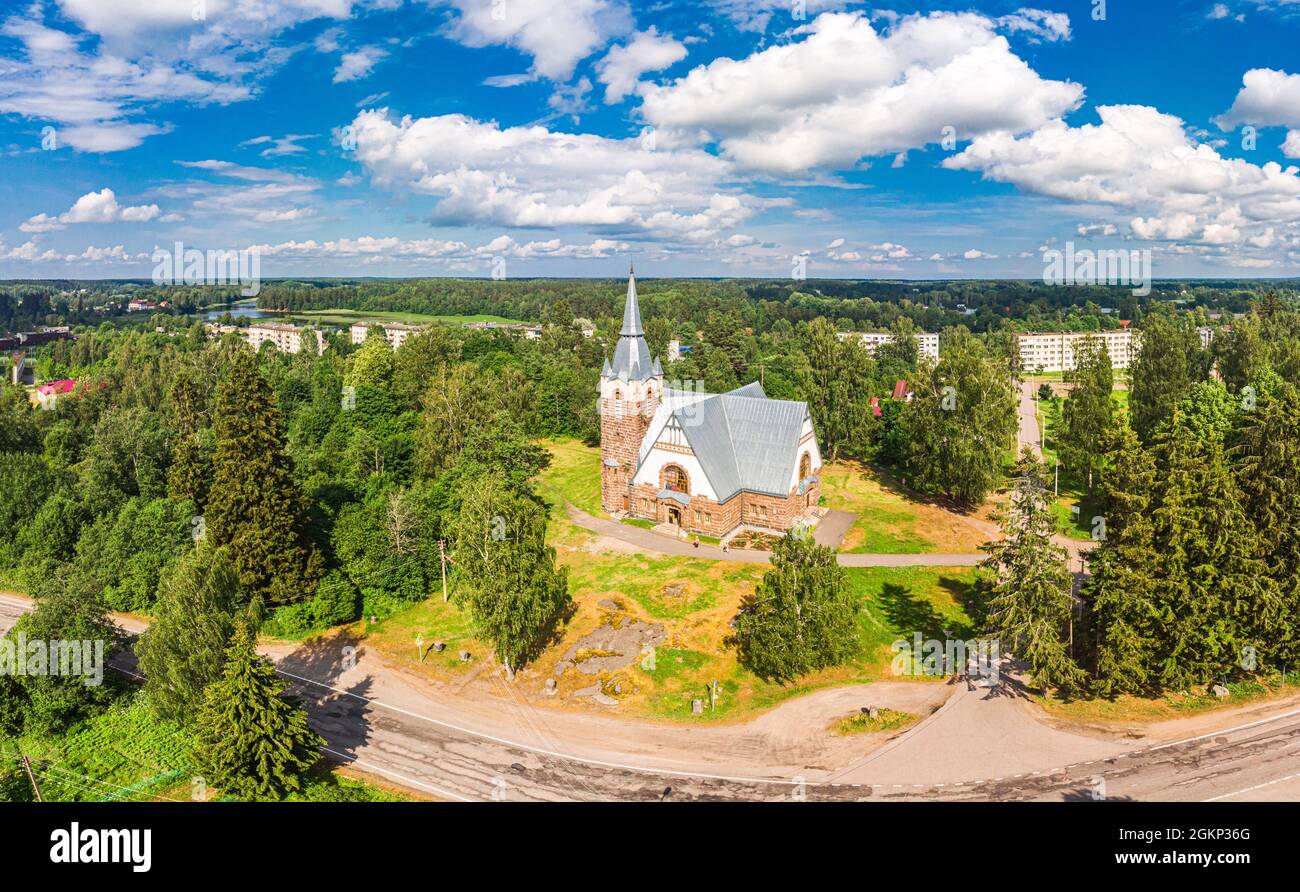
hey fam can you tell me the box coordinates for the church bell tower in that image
[600,264,663,514]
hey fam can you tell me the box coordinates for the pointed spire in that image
[604,263,659,383]
[620,264,643,337]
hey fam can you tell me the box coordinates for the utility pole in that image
[19,752,42,802]
[438,539,449,603]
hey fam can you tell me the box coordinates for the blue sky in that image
[1,0,1299,279]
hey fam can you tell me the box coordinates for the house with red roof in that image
[31,379,77,409]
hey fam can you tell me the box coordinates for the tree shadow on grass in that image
[944,573,991,630]
[878,582,974,642]
[867,461,983,516]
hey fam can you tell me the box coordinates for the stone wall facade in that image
[625,477,821,539]
[600,395,655,513]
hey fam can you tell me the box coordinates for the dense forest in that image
[4,277,1297,338]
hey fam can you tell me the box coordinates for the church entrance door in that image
[667,506,681,527]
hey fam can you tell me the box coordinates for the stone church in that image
[600,267,823,539]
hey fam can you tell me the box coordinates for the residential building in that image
[245,322,327,355]
[30,378,77,409]
[1017,328,1137,373]
[463,320,542,339]
[349,321,429,350]
[838,331,941,363]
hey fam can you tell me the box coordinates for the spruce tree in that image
[207,349,321,604]
[1085,417,1160,696]
[1231,381,1300,664]
[1129,314,1201,443]
[981,449,1085,694]
[730,528,861,683]
[194,615,323,800]
[136,546,242,726]
[1145,412,1275,689]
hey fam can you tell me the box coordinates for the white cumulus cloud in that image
[341,108,755,241]
[595,27,687,104]
[945,104,1300,248]
[21,188,160,231]
[637,11,1083,174]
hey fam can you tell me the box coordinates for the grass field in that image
[536,438,603,518]
[819,461,988,554]
[360,437,979,722]
[0,693,410,802]
[366,546,977,723]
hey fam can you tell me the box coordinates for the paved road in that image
[569,506,986,567]
[1019,379,1045,459]
[5,592,1298,802]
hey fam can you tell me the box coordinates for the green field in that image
[536,438,603,518]
[367,535,976,724]
[288,308,525,327]
[0,693,410,802]
[819,461,988,554]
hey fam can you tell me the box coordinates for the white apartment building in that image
[245,322,327,355]
[349,321,428,350]
[838,331,941,363]
[1018,329,1137,373]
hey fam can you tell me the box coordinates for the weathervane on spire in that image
[629,259,635,276]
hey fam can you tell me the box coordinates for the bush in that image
[260,571,360,638]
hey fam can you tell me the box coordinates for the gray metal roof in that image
[655,383,813,502]
[605,270,659,382]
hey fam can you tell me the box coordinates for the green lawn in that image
[1039,671,1300,725]
[820,461,987,554]
[368,550,977,725]
[832,707,919,735]
[537,438,603,518]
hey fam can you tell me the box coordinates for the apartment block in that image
[1018,328,1137,373]
[349,321,429,350]
[245,323,327,355]
[838,331,940,363]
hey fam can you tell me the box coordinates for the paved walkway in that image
[568,505,986,568]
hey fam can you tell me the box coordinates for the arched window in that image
[612,388,623,401]
[662,464,689,494]
[799,452,812,481]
